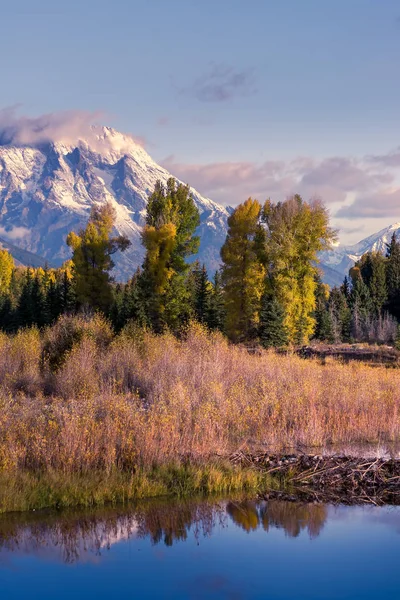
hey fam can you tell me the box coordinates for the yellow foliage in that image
[142,222,177,294]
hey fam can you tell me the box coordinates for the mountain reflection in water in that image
[0,498,327,564]
[1,498,400,600]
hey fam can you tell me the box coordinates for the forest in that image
[1,179,400,511]
[0,177,399,348]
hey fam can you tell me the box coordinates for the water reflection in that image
[227,500,327,539]
[0,498,330,564]
[2,499,400,600]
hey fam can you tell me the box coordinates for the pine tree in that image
[341,276,350,300]
[355,252,387,316]
[349,276,373,341]
[31,271,47,326]
[329,287,351,342]
[314,278,334,342]
[0,294,13,332]
[220,198,265,342]
[60,268,76,314]
[259,293,288,348]
[67,203,130,313]
[16,269,35,327]
[208,271,225,331]
[189,263,212,324]
[386,232,400,319]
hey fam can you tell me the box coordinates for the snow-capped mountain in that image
[319,222,400,286]
[0,127,230,279]
[1,124,399,287]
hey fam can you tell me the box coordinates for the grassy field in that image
[0,315,399,511]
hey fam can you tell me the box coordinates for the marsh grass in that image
[0,464,273,513]
[0,316,399,512]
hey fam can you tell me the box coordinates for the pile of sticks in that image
[229,451,400,505]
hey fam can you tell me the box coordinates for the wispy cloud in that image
[336,188,400,220]
[162,153,397,212]
[0,226,30,241]
[0,107,104,147]
[178,63,257,103]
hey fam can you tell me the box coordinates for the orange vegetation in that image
[0,316,399,479]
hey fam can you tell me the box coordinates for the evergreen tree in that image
[329,287,351,342]
[59,269,75,314]
[0,294,13,331]
[16,269,35,327]
[207,271,225,331]
[111,269,148,331]
[31,271,47,326]
[189,262,212,324]
[67,203,130,313]
[259,293,289,348]
[220,198,265,342]
[355,252,387,316]
[349,275,373,341]
[386,232,400,319]
[314,277,334,342]
[341,276,350,300]
[44,275,59,324]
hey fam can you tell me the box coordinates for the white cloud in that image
[0,226,30,241]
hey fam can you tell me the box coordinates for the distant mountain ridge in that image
[319,222,400,286]
[0,236,50,268]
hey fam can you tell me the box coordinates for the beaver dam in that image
[296,344,400,365]
[229,451,400,505]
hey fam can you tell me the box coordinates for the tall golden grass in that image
[0,315,399,485]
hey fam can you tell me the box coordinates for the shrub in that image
[42,313,114,371]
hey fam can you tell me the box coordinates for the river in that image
[0,497,399,599]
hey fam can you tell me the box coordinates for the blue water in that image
[0,498,399,599]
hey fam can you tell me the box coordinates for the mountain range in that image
[319,222,400,287]
[0,127,230,280]
[0,126,398,285]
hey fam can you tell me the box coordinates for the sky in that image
[2,0,400,245]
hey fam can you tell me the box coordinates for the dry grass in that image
[0,316,399,510]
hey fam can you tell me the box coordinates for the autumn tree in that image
[260,195,336,344]
[140,178,200,332]
[314,276,334,342]
[67,203,130,313]
[220,198,265,342]
[0,249,14,295]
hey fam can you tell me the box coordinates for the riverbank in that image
[1,317,400,512]
[3,451,400,513]
[0,463,278,513]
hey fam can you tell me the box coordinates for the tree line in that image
[0,177,399,347]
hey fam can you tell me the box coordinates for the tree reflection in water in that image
[227,500,327,539]
[0,498,328,563]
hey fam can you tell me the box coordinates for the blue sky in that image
[2,0,400,244]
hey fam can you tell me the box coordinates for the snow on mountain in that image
[319,222,400,285]
[1,124,399,287]
[0,126,230,280]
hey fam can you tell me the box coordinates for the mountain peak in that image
[0,124,229,280]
